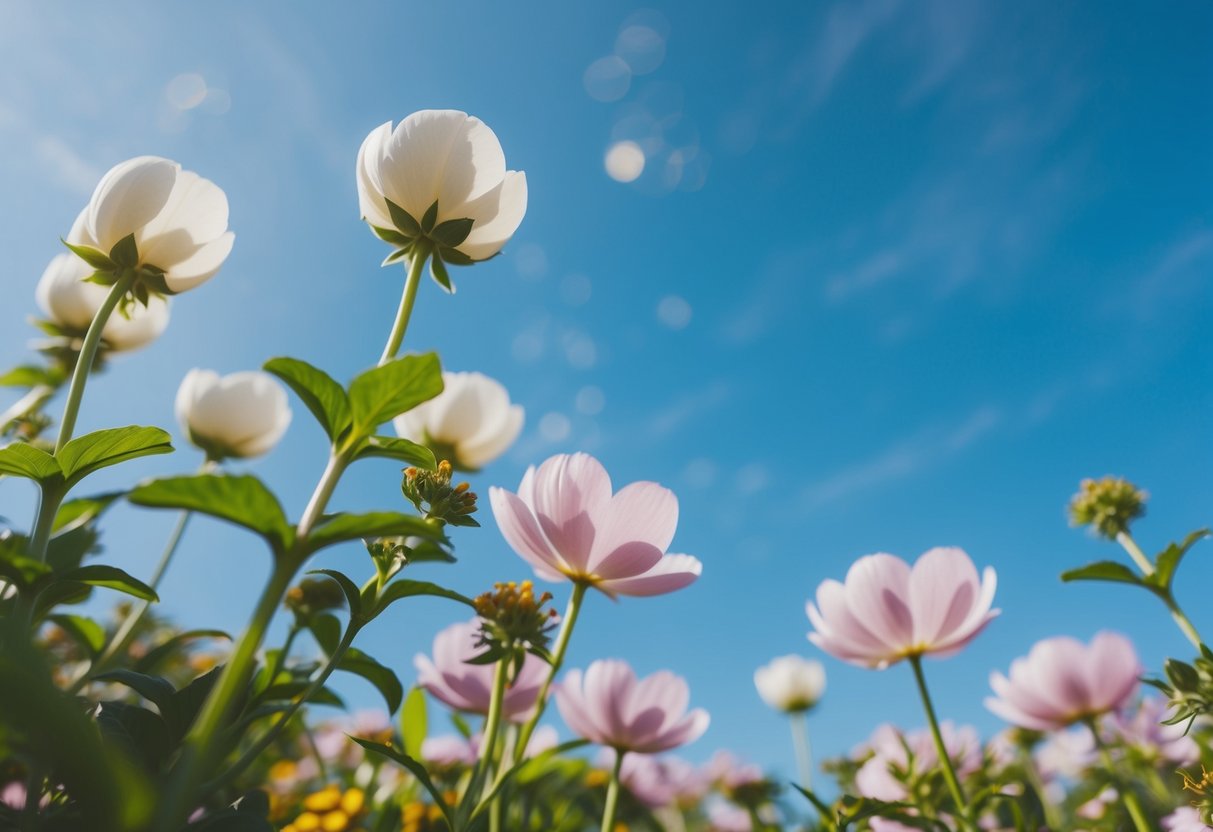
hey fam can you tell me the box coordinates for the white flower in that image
[357,110,527,268]
[36,253,169,352]
[175,370,292,459]
[67,156,234,293]
[754,655,826,713]
[393,371,523,470]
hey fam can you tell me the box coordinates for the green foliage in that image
[347,352,443,435]
[401,686,428,761]
[263,357,352,443]
[305,511,441,555]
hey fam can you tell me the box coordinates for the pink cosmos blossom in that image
[1104,696,1199,765]
[489,453,702,597]
[985,632,1141,731]
[422,734,479,768]
[414,620,547,721]
[854,722,982,802]
[555,659,709,753]
[1034,725,1096,782]
[806,548,998,669]
[703,751,766,792]
[1162,807,1213,832]
[707,803,753,832]
[600,751,708,809]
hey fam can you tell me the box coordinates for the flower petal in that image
[87,156,178,249]
[596,554,701,597]
[163,231,235,293]
[437,115,508,216]
[457,171,528,261]
[489,486,569,578]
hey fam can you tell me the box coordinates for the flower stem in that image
[513,582,587,764]
[69,510,194,691]
[1116,531,1154,576]
[1018,745,1062,830]
[600,750,624,832]
[378,249,429,366]
[1089,720,1154,832]
[908,656,973,830]
[0,384,55,433]
[1165,598,1203,650]
[479,659,510,782]
[789,710,813,790]
[53,270,134,454]
[202,620,361,795]
[25,484,64,568]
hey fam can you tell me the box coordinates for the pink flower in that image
[1104,696,1199,765]
[985,632,1141,731]
[854,722,982,802]
[807,548,999,669]
[489,453,702,597]
[422,734,478,768]
[707,802,753,832]
[414,619,548,721]
[555,659,709,753]
[601,751,708,809]
[1162,807,1213,832]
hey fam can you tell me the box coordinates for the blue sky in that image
[1,0,1210,787]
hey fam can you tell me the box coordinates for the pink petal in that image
[584,660,636,746]
[530,453,613,572]
[1085,631,1140,713]
[597,554,701,597]
[908,548,979,647]
[489,486,570,578]
[842,554,914,652]
[588,481,676,578]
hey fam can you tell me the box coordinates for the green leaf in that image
[0,365,60,388]
[790,783,834,819]
[263,357,351,442]
[400,686,427,761]
[429,255,454,293]
[53,491,124,533]
[95,669,177,713]
[47,613,106,656]
[355,435,436,469]
[128,474,293,554]
[385,198,423,237]
[1165,658,1201,692]
[32,581,93,616]
[108,233,139,269]
[351,738,453,830]
[309,613,342,655]
[420,200,439,234]
[306,568,363,618]
[348,352,444,434]
[133,629,231,674]
[1150,528,1211,591]
[62,239,116,271]
[0,442,61,481]
[430,217,473,248]
[306,511,440,554]
[1060,560,1148,588]
[369,224,414,246]
[382,246,412,267]
[373,579,474,617]
[59,565,158,602]
[338,648,404,714]
[439,246,475,266]
[58,426,173,485]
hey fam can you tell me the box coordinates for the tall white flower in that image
[175,370,292,460]
[67,156,234,294]
[36,253,169,352]
[754,655,826,713]
[393,371,523,470]
[357,110,527,289]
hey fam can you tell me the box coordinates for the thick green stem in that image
[54,270,134,454]
[153,560,296,828]
[513,582,587,764]
[600,750,624,832]
[1090,721,1154,832]
[789,710,813,790]
[478,659,510,786]
[26,484,64,567]
[203,621,361,795]
[378,250,428,367]
[909,656,974,830]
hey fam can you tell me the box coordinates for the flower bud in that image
[401,461,478,526]
[36,253,169,352]
[1069,476,1147,539]
[285,577,348,619]
[174,369,292,460]
[67,155,234,294]
[393,371,523,471]
[753,655,826,713]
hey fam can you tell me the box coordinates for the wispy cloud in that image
[645,380,731,439]
[798,405,1002,509]
[1113,228,1213,320]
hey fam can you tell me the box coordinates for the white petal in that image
[437,116,507,216]
[163,232,234,293]
[460,403,523,468]
[138,170,230,269]
[87,156,179,250]
[357,121,395,229]
[376,110,469,219]
[102,295,170,352]
[457,171,528,261]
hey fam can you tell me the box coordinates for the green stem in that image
[600,750,624,832]
[54,270,134,454]
[1,384,55,433]
[153,560,296,828]
[26,484,64,567]
[513,582,587,764]
[1019,745,1061,831]
[478,659,510,788]
[789,710,813,790]
[378,249,428,366]
[73,511,194,691]
[1089,720,1154,832]
[1117,532,1154,576]
[908,656,974,830]
[202,621,361,795]
[1165,598,1203,651]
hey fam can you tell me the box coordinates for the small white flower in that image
[175,370,292,460]
[357,110,527,278]
[67,155,234,293]
[393,371,523,470]
[754,655,826,713]
[36,253,169,352]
